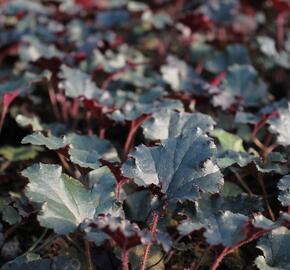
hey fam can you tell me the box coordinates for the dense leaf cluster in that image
[0,0,290,269]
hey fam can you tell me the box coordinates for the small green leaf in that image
[129,245,164,270]
[0,146,42,161]
[211,129,245,152]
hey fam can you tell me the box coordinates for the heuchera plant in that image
[0,0,290,269]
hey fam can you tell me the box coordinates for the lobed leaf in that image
[142,109,215,140]
[278,175,290,207]
[255,226,290,270]
[269,102,290,146]
[64,133,119,169]
[22,132,65,150]
[22,163,116,234]
[122,129,223,202]
[178,194,261,247]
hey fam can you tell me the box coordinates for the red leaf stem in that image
[141,212,159,270]
[0,91,20,133]
[124,115,151,158]
[211,228,269,270]
[122,246,129,270]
